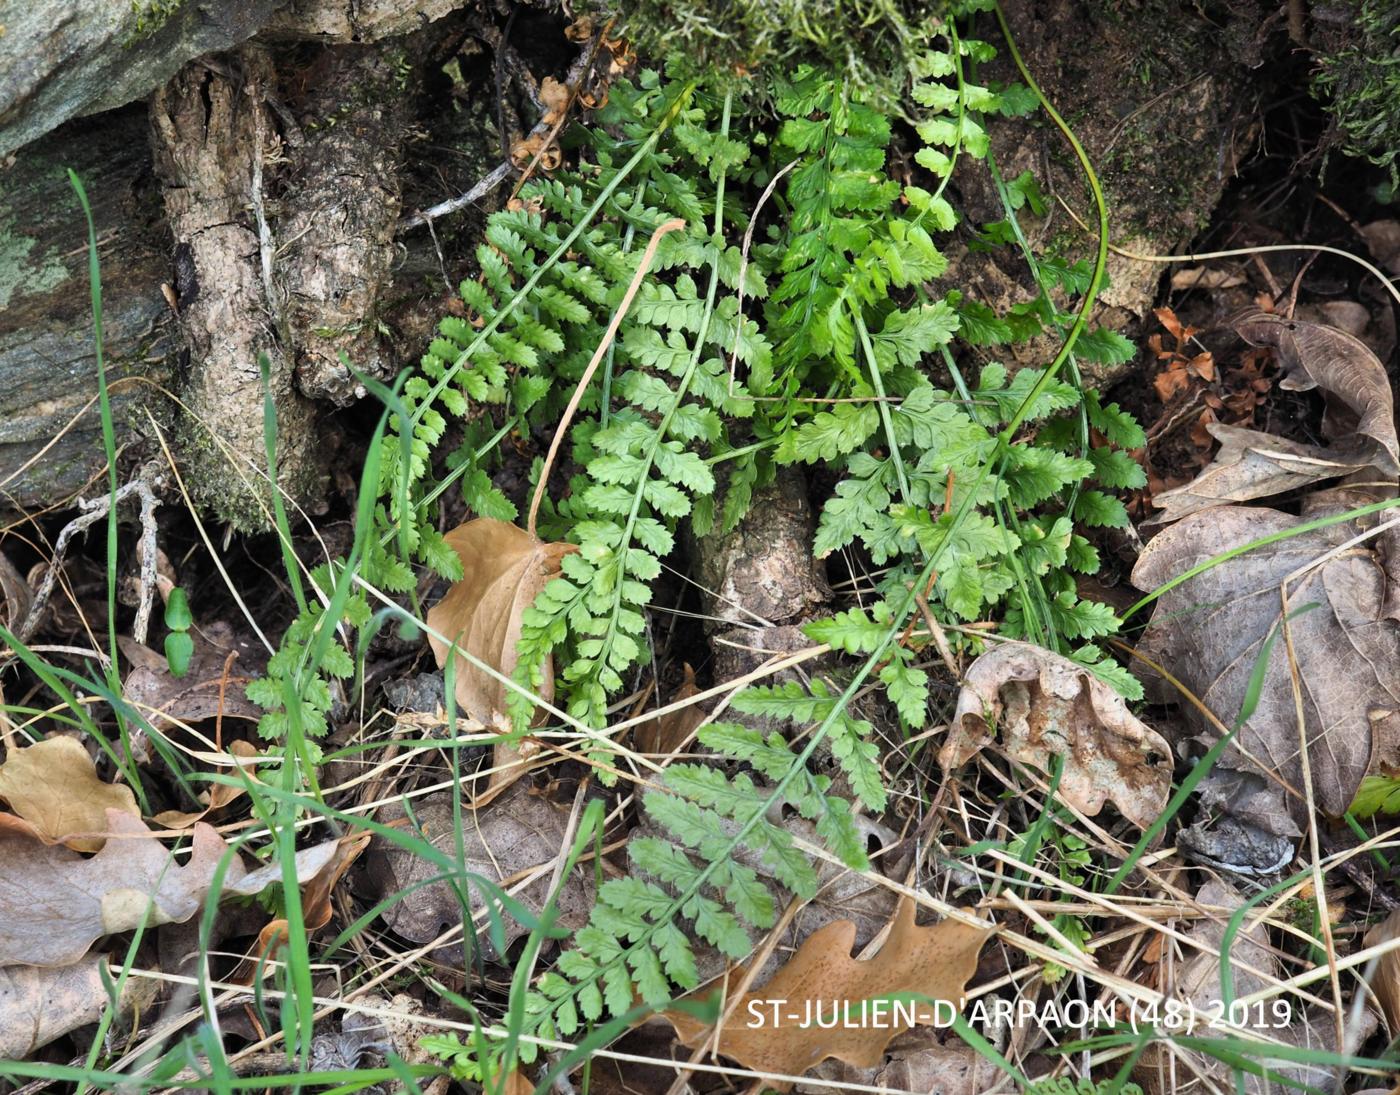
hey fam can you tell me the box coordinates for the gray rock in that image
[0,1,285,157]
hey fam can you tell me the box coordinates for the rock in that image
[264,0,463,41]
[0,0,284,157]
[0,108,176,511]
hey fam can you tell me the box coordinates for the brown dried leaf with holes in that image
[938,641,1173,830]
[661,899,993,1079]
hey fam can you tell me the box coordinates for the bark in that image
[277,44,417,404]
[150,50,326,529]
[0,110,176,511]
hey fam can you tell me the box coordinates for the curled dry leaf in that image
[1364,908,1400,1036]
[369,780,595,962]
[0,808,338,969]
[938,642,1173,829]
[0,954,144,1058]
[1151,310,1400,522]
[1234,308,1400,475]
[152,739,260,829]
[426,518,577,725]
[662,898,993,1077]
[1132,498,1400,834]
[538,76,571,127]
[0,736,140,851]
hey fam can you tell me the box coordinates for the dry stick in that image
[727,158,798,394]
[526,217,687,538]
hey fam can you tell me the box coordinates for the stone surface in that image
[0,0,285,157]
[0,108,176,511]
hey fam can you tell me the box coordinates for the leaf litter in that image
[1133,308,1400,849]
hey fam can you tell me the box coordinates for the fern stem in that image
[853,309,911,506]
[990,1,1108,442]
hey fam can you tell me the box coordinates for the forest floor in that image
[5,9,1400,1095]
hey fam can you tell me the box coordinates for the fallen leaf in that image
[152,739,260,828]
[1365,908,1400,1036]
[1233,308,1400,476]
[0,809,337,969]
[426,519,577,726]
[0,955,143,1058]
[241,829,373,981]
[0,736,139,851]
[1150,310,1399,521]
[1149,422,1372,525]
[633,665,704,756]
[938,642,1173,829]
[799,1028,1003,1095]
[1362,219,1400,275]
[1132,497,1400,834]
[120,621,265,729]
[369,781,595,961]
[1135,880,1361,1095]
[509,132,561,172]
[662,898,993,1076]
[539,76,571,126]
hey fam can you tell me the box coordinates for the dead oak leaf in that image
[1132,498,1400,833]
[938,642,1172,830]
[0,736,140,851]
[662,899,992,1077]
[0,809,337,969]
[0,954,146,1058]
[427,518,576,725]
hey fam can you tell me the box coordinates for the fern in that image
[518,676,881,1054]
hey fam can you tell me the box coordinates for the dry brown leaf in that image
[153,739,259,828]
[240,829,373,982]
[426,518,577,725]
[938,642,1173,829]
[1362,219,1400,275]
[1132,497,1400,837]
[1365,908,1400,1036]
[1149,422,1373,525]
[0,809,337,969]
[120,621,264,729]
[369,780,594,961]
[1135,880,1360,1095]
[1234,308,1400,475]
[1150,310,1399,521]
[0,955,144,1058]
[633,664,704,756]
[539,76,571,126]
[0,736,140,851]
[798,1028,1003,1095]
[662,898,992,1077]
[508,132,561,172]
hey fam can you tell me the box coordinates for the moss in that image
[1312,0,1400,184]
[125,0,185,45]
[599,0,946,110]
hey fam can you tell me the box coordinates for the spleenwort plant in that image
[241,2,1149,1076]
